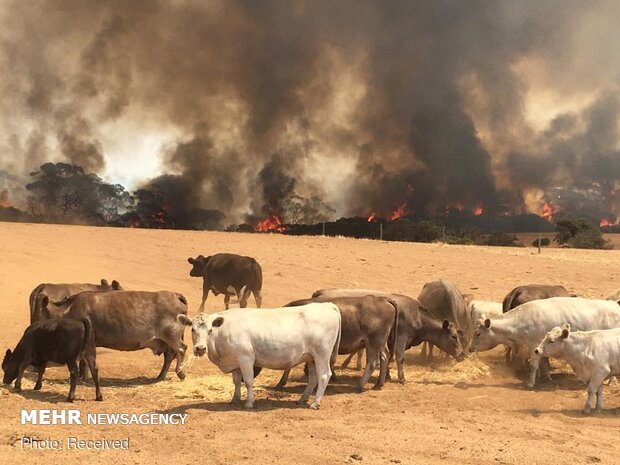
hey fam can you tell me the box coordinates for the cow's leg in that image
[224,294,231,310]
[428,343,435,358]
[591,368,610,413]
[34,364,46,390]
[79,359,91,381]
[394,336,407,384]
[67,360,79,402]
[276,369,291,389]
[311,357,332,410]
[231,369,243,404]
[253,290,262,308]
[174,341,187,380]
[239,359,256,409]
[14,360,30,392]
[198,280,210,312]
[540,357,552,383]
[357,346,379,392]
[356,349,363,370]
[341,351,356,369]
[299,361,318,405]
[527,354,541,389]
[373,347,389,390]
[154,348,176,382]
[84,351,103,401]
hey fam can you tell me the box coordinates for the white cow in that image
[607,289,620,301]
[466,300,502,345]
[469,297,620,388]
[178,303,341,409]
[534,325,620,414]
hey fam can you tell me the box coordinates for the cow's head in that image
[2,349,18,384]
[187,255,209,277]
[436,320,466,361]
[177,313,225,357]
[534,324,570,357]
[469,317,497,352]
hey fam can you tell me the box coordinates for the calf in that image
[466,300,502,346]
[534,325,620,414]
[469,297,620,388]
[188,253,262,310]
[178,303,341,409]
[2,318,102,402]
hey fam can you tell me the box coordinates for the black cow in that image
[188,253,263,310]
[2,318,102,402]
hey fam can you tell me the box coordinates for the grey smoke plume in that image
[1,1,619,222]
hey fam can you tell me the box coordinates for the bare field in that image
[0,222,619,465]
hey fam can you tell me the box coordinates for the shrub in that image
[482,232,520,247]
[568,229,612,250]
[383,219,441,243]
[555,218,612,249]
[531,237,551,247]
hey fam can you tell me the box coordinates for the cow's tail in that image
[502,291,516,313]
[29,285,43,323]
[177,305,196,375]
[330,304,342,374]
[386,298,399,364]
[80,318,96,355]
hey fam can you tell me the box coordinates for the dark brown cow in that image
[188,253,262,310]
[3,318,102,402]
[29,279,122,323]
[311,289,465,383]
[277,295,397,391]
[502,284,571,313]
[43,290,188,381]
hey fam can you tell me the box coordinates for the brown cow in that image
[29,279,122,323]
[188,253,262,310]
[311,288,465,383]
[502,284,571,313]
[43,290,188,382]
[277,295,397,391]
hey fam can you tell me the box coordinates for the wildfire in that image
[1,190,8,209]
[540,202,556,222]
[455,202,464,212]
[367,212,378,222]
[473,205,483,216]
[389,203,408,221]
[255,212,285,232]
[600,219,611,227]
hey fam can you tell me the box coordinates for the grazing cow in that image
[607,289,620,301]
[311,288,465,383]
[2,318,102,402]
[277,295,398,391]
[534,325,620,414]
[417,280,470,353]
[43,290,188,381]
[502,284,570,313]
[188,253,262,310]
[178,303,341,409]
[466,300,502,346]
[469,297,620,388]
[29,279,122,323]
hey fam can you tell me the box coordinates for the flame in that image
[255,212,284,232]
[1,190,8,208]
[600,219,611,227]
[367,212,378,222]
[389,203,408,221]
[540,202,556,222]
[473,205,483,216]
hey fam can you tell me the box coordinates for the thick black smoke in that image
[1,1,619,223]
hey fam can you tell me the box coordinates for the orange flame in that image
[600,219,611,227]
[473,205,483,216]
[367,212,378,222]
[540,202,556,222]
[1,190,8,209]
[455,202,464,212]
[389,203,408,221]
[256,212,285,232]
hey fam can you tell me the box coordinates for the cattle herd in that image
[3,253,620,414]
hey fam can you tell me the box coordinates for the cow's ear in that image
[111,280,121,290]
[212,317,224,328]
[442,319,450,330]
[187,257,195,265]
[177,314,192,326]
[561,323,570,339]
[5,349,11,358]
[42,296,49,308]
[101,279,109,287]
[484,318,491,329]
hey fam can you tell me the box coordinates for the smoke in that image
[1,1,620,223]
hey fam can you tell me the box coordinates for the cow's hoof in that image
[372,384,384,391]
[309,402,320,410]
[33,385,42,391]
[176,372,186,381]
[526,382,535,389]
[66,397,74,403]
[398,379,406,385]
[243,403,255,410]
[95,396,103,401]
[356,385,365,393]
[582,409,591,415]
[297,399,309,406]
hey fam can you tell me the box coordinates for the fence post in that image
[380,222,383,241]
[537,233,541,254]
[322,221,325,236]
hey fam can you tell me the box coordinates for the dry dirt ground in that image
[0,222,619,465]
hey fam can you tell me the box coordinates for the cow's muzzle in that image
[534,348,540,355]
[194,346,207,357]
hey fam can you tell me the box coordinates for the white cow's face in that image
[178,313,225,357]
[534,325,569,357]
[469,318,497,352]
